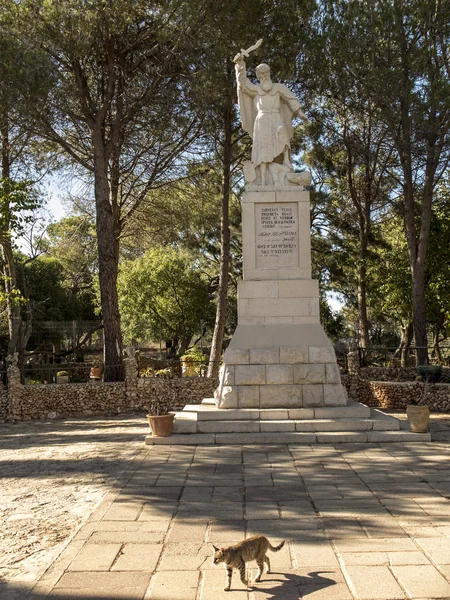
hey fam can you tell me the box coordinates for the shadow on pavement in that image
[0,415,147,450]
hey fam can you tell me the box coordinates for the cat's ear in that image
[220,547,225,551]
[213,545,219,551]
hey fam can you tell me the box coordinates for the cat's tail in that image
[268,540,285,552]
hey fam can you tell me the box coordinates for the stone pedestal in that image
[215,189,347,409]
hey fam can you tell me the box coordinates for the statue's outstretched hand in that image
[233,52,244,65]
[298,110,309,123]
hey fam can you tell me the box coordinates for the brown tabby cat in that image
[212,535,285,591]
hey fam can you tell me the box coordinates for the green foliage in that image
[319,297,348,342]
[181,346,208,376]
[45,215,97,319]
[118,247,212,355]
[24,254,95,321]
[0,178,41,240]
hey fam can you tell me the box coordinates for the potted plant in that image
[56,370,70,384]
[406,375,431,433]
[146,384,176,437]
[89,362,103,381]
[181,347,208,377]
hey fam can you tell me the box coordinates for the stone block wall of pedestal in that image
[214,188,348,409]
[214,332,348,408]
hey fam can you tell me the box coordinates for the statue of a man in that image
[235,55,308,186]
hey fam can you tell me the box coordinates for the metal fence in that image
[357,345,450,367]
[29,320,104,354]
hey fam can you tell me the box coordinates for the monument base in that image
[214,324,347,408]
[213,188,348,409]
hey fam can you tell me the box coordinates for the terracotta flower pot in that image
[146,413,175,437]
[406,405,430,433]
[90,367,103,380]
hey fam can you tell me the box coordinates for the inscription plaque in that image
[255,203,299,269]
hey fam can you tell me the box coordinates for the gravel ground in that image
[0,414,148,590]
[1,411,449,594]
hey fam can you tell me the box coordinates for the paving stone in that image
[333,538,417,553]
[339,552,389,566]
[299,583,354,599]
[48,588,147,599]
[322,518,366,539]
[181,487,214,502]
[89,521,141,532]
[54,572,152,590]
[149,570,199,599]
[294,567,352,599]
[402,525,444,537]
[416,537,450,562]
[177,501,243,515]
[279,500,317,519]
[68,544,121,571]
[167,521,208,543]
[251,572,302,600]
[200,569,248,598]
[440,564,450,579]
[112,543,162,571]
[208,520,246,542]
[392,564,450,598]
[88,530,164,544]
[159,543,211,571]
[138,503,176,521]
[103,502,144,521]
[139,520,173,532]
[245,503,280,520]
[342,565,406,599]
[359,518,409,539]
[291,540,339,567]
[387,551,431,565]
[211,487,244,502]
[248,518,322,535]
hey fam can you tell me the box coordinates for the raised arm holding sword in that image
[233,39,309,187]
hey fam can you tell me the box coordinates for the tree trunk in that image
[411,260,428,365]
[433,324,443,364]
[357,225,370,348]
[207,97,232,378]
[1,108,30,372]
[92,128,123,381]
[396,11,432,367]
[398,321,413,367]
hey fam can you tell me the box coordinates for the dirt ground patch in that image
[0,414,148,590]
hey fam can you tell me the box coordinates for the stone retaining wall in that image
[342,374,450,411]
[0,386,8,420]
[4,354,450,420]
[359,366,450,383]
[2,355,218,421]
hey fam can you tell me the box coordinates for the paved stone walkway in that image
[2,414,450,600]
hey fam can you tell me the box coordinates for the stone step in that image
[145,429,431,446]
[174,416,399,434]
[181,400,371,421]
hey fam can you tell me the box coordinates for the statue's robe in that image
[236,62,301,168]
